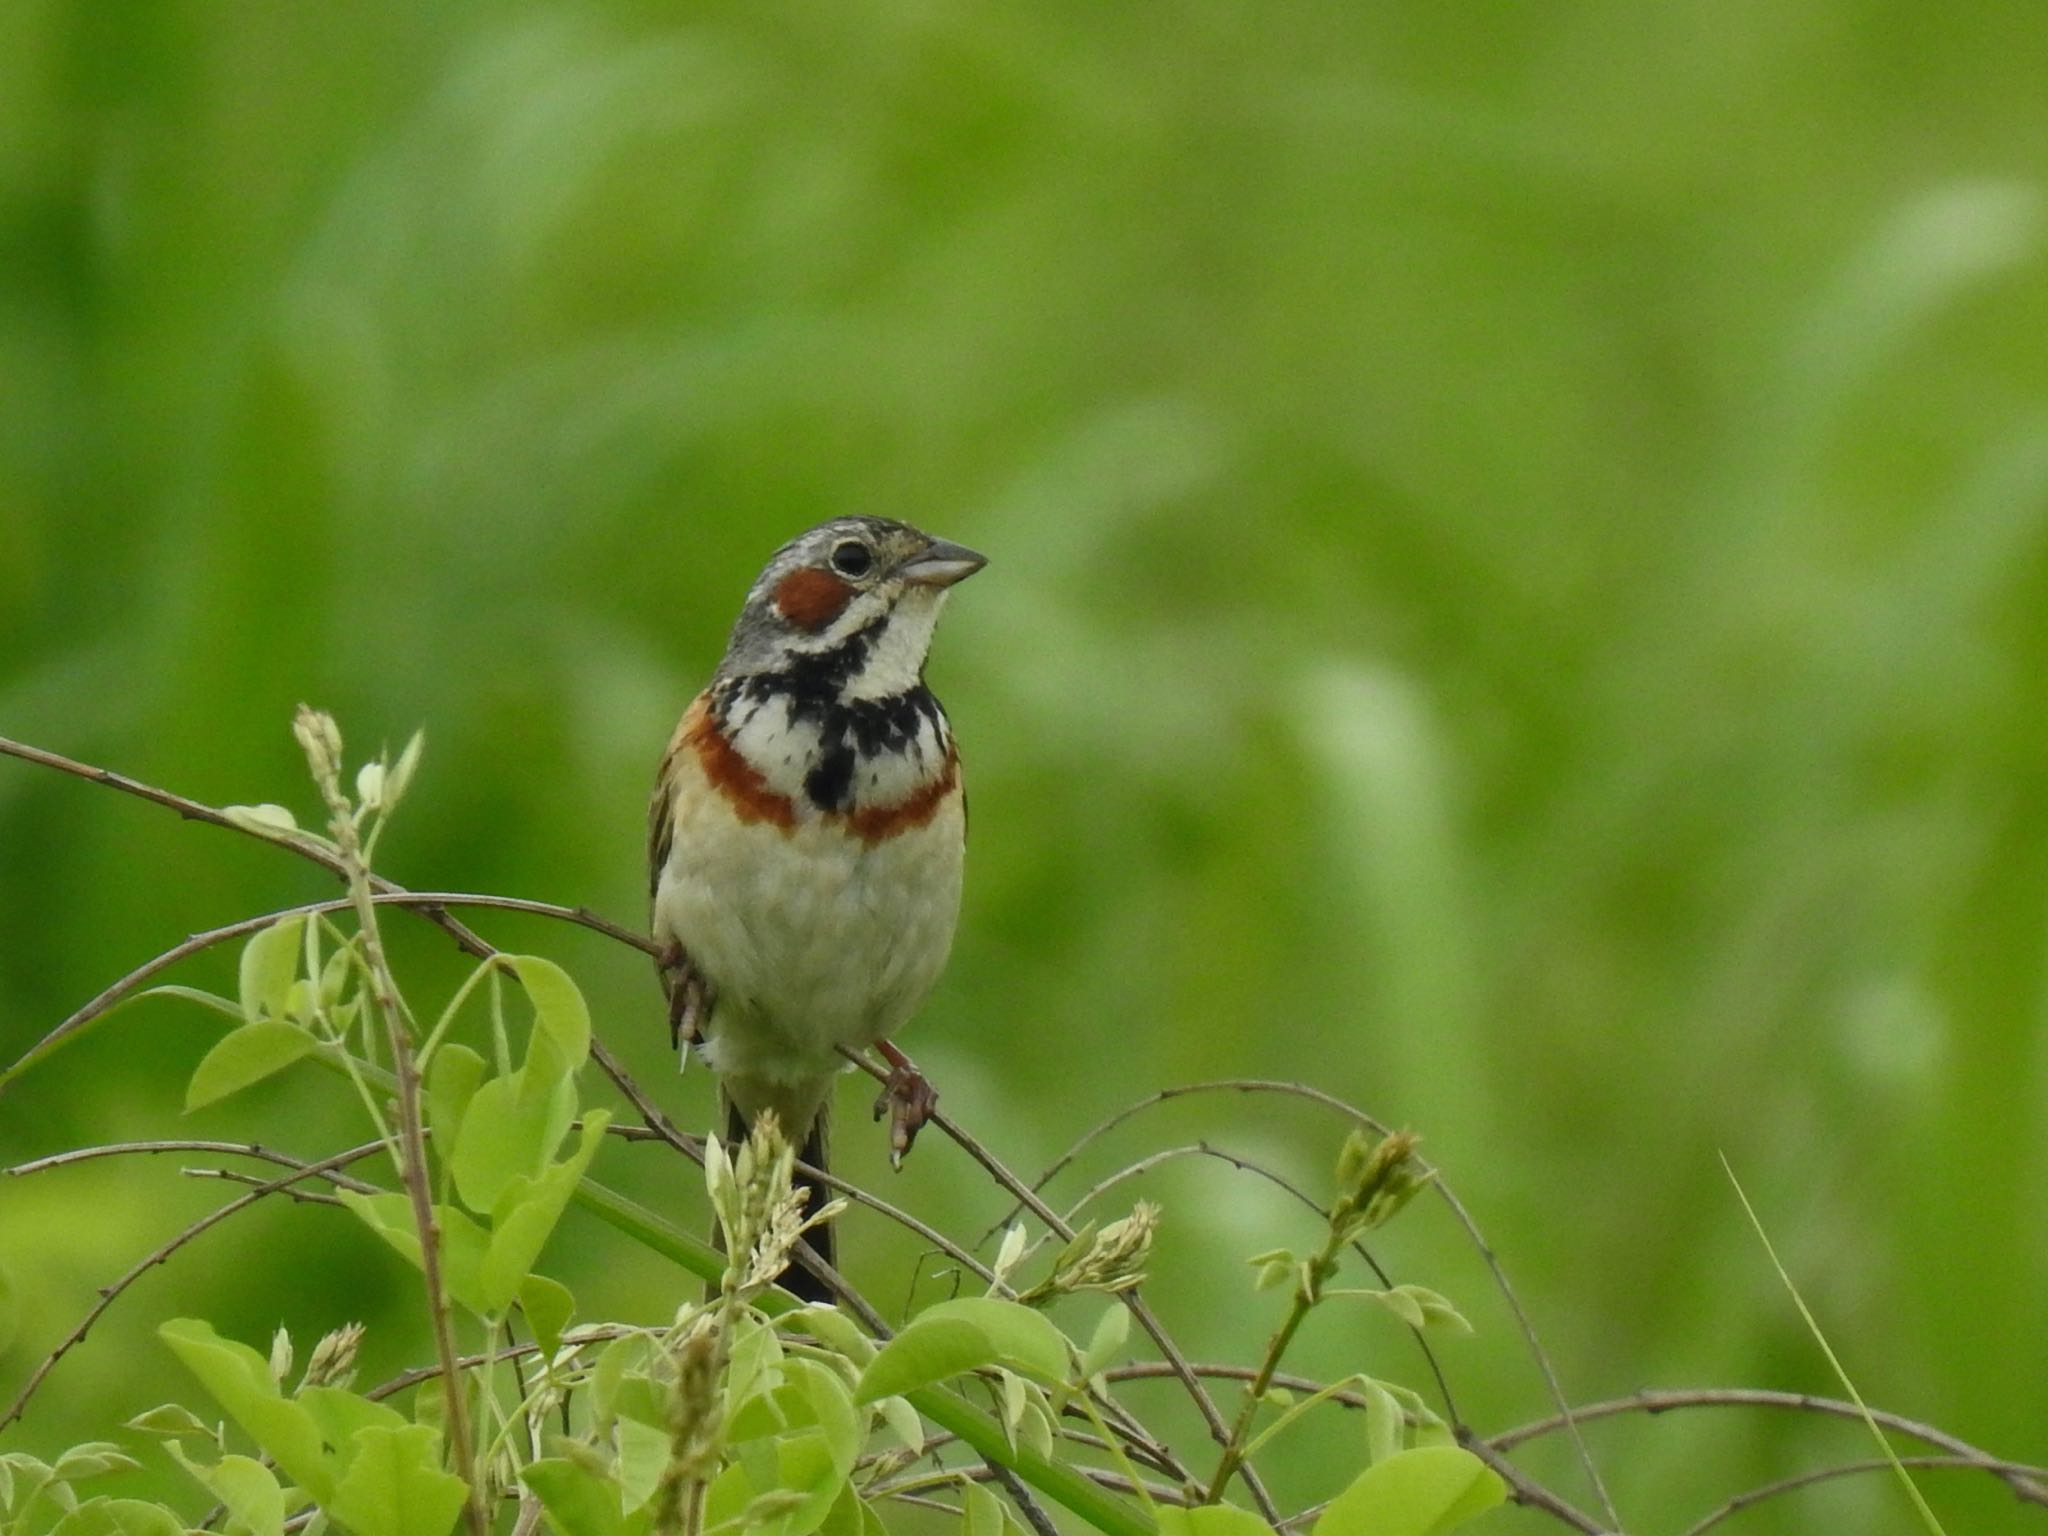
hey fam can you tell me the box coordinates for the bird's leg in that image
[658,940,711,1057]
[871,1038,938,1169]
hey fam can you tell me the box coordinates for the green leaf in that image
[962,1484,1006,1536]
[1359,1379,1404,1466]
[185,1022,317,1111]
[724,1315,784,1410]
[1368,1288,1427,1331]
[298,1387,408,1472]
[450,1071,575,1216]
[729,1359,860,1469]
[328,1426,469,1536]
[123,1404,218,1442]
[194,1455,285,1536]
[853,1299,1069,1402]
[337,1194,492,1316]
[522,1459,645,1536]
[761,1433,841,1536]
[1155,1506,1278,1536]
[815,1485,873,1536]
[1374,1287,1472,1336]
[50,1445,138,1481]
[1018,1400,1056,1461]
[159,1319,334,1501]
[478,1114,609,1311]
[613,1417,670,1513]
[701,1461,756,1536]
[1079,1305,1131,1380]
[780,1305,875,1365]
[876,1396,923,1457]
[239,916,307,1023]
[0,1453,52,1512]
[519,1275,575,1358]
[507,956,590,1085]
[426,1046,487,1162]
[1311,1447,1504,1536]
[48,1500,187,1536]
[721,1360,859,1536]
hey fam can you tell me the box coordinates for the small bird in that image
[648,517,985,1299]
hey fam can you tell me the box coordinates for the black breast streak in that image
[804,737,857,811]
[726,624,953,814]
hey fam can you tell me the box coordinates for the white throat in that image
[843,587,946,701]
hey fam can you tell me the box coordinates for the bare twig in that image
[1678,1455,2048,1536]
[1492,1387,2048,1506]
[0,1140,386,1431]
[1457,1431,1608,1534]
[5,1139,379,1194]
[870,1462,1195,1508]
[182,1168,346,1206]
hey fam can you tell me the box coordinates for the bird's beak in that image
[900,538,987,588]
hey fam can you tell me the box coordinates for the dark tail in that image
[722,1097,836,1304]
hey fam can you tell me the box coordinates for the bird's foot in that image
[658,941,711,1056]
[871,1039,938,1170]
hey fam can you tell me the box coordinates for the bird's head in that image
[719,517,986,698]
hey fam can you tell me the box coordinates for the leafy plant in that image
[3,714,2043,1536]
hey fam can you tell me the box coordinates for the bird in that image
[648,517,985,1300]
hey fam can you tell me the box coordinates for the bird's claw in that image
[659,941,710,1055]
[872,1060,938,1170]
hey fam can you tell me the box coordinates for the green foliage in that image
[853,1300,1069,1402]
[2,724,1514,1536]
[1312,1450,1503,1536]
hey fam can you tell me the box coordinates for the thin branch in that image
[840,1047,1251,1517]
[1491,1387,2048,1506]
[877,1493,962,1517]
[182,1168,346,1206]
[871,1462,1195,1508]
[0,1140,387,1432]
[1011,1078,1617,1529]
[1456,1431,1608,1534]
[1679,1455,2048,1536]
[5,1139,379,1194]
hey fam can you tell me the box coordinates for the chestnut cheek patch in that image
[774,568,855,631]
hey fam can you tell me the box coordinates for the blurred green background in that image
[4,2,2047,1531]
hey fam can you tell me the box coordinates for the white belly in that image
[652,776,965,1088]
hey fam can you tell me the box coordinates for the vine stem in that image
[296,710,484,1536]
[1200,1197,1353,1506]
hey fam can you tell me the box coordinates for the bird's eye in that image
[830,540,874,578]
